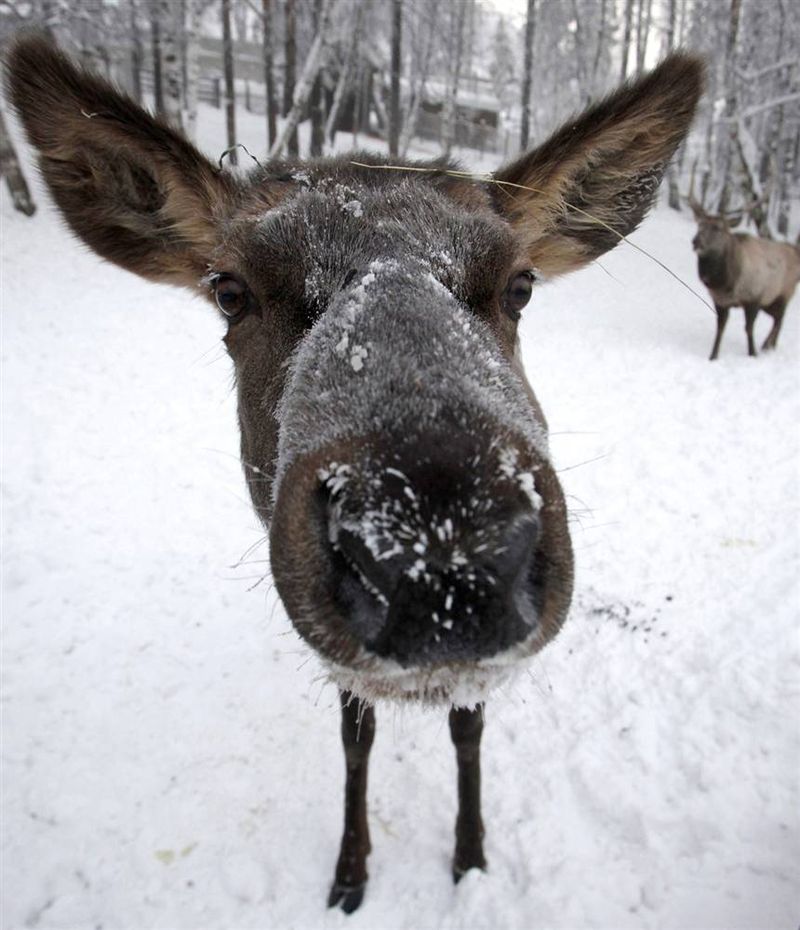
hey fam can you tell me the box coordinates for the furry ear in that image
[493,52,704,277]
[6,34,239,288]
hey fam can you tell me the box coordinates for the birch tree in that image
[388,0,403,156]
[159,0,183,128]
[635,0,652,76]
[128,0,143,103]
[284,0,299,157]
[310,0,327,157]
[326,0,365,148]
[440,0,466,158]
[570,0,589,103]
[271,0,335,157]
[183,0,207,139]
[716,0,742,212]
[620,0,634,80]
[399,0,440,156]
[222,0,238,164]
[150,4,164,115]
[263,0,278,148]
[490,16,516,114]
[519,0,537,151]
[590,0,608,89]
[665,0,681,209]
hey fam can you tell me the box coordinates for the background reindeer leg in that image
[710,305,730,361]
[449,704,487,881]
[743,305,759,357]
[329,691,375,913]
[761,298,787,351]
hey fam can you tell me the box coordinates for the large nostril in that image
[335,528,406,605]
[488,513,539,588]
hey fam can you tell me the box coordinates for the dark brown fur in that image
[7,35,703,911]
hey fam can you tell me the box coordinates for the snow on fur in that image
[275,260,548,495]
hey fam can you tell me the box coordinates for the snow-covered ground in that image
[2,100,799,930]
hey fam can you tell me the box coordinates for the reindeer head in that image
[8,37,703,704]
[690,199,740,253]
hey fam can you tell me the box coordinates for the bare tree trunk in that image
[234,0,248,40]
[388,0,402,156]
[570,0,589,104]
[519,0,536,151]
[326,0,364,147]
[222,0,237,164]
[0,106,36,216]
[150,4,165,114]
[129,0,143,103]
[776,126,795,236]
[776,0,797,236]
[310,0,327,156]
[665,0,681,209]
[635,0,652,75]
[271,0,334,158]
[371,79,388,133]
[463,0,476,84]
[399,0,440,156]
[284,0,298,157]
[621,0,634,81]
[665,0,676,51]
[183,0,203,139]
[716,0,742,213]
[590,0,608,90]
[733,122,773,237]
[351,48,364,148]
[262,0,278,149]
[441,0,466,158]
[759,0,786,185]
[159,0,183,128]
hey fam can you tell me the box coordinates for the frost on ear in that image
[493,52,704,277]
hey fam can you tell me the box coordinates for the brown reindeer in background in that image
[689,193,800,360]
[8,37,702,913]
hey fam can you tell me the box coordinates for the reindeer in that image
[689,193,800,360]
[7,36,702,913]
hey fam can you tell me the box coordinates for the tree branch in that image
[726,93,800,121]
[735,58,797,83]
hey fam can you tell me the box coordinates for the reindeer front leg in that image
[744,304,759,357]
[449,704,487,881]
[328,690,375,914]
[710,305,730,360]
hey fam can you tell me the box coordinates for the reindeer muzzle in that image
[270,262,570,673]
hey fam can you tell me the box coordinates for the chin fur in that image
[322,634,546,707]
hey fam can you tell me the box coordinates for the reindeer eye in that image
[213,274,250,320]
[504,271,535,321]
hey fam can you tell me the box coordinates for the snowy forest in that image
[2,2,799,930]
[2,0,799,235]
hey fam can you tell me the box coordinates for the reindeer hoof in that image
[328,881,366,914]
[452,854,487,884]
